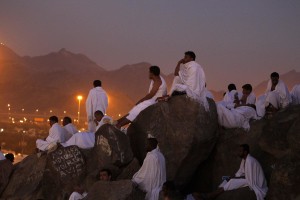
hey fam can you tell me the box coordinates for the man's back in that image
[86,87,108,114]
[47,123,68,143]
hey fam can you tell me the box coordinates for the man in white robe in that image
[62,111,112,149]
[198,144,268,200]
[256,72,291,118]
[291,84,300,105]
[233,84,256,108]
[68,185,87,200]
[169,51,209,111]
[132,138,166,200]
[86,80,108,132]
[116,66,167,129]
[62,117,78,140]
[217,104,257,131]
[36,116,68,151]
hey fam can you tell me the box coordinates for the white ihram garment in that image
[132,147,166,200]
[126,76,167,121]
[170,61,209,111]
[291,84,300,105]
[62,116,112,149]
[0,151,5,160]
[219,154,268,200]
[68,191,87,200]
[217,105,257,131]
[36,123,68,151]
[64,123,78,140]
[86,86,108,132]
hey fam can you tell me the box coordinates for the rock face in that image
[127,96,218,188]
[193,105,300,200]
[2,146,86,200]
[0,159,13,195]
[85,180,145,200]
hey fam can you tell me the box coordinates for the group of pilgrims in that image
[30,51,300,200]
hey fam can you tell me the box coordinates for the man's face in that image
[242,89,251,96]
[238,147,245,159]
[183,55,193,63]
[99,171,111,181]
[94,114,103,122]
[271,77,279,86]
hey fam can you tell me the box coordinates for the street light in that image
[77,95,83,124]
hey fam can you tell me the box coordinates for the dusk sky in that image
[1,0,299,90]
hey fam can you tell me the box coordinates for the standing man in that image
[169,51,209,111]
[132,138,166,200]
[86,80,108,132]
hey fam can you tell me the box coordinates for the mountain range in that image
[0,44,299,119]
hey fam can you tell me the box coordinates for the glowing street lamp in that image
[77,95,83,124]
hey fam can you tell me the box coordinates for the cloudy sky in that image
[1,0,299,90]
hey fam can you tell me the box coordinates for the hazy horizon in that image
[1,1,300,90]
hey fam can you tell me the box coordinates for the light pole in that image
[77,95,83,124]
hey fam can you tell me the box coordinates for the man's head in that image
[62,117,72,126]
[93,80,102,87]
[5,153,14,163]
[242,84,252,95]
[146,138,158,152]
[228,84,237,92]
[149,66,160,79]
[183,51,196,63]
[238,144,250,159]
[99,168,112,181]
[49,116,58,127]
[94,110,104,122]
[270,72,279,86]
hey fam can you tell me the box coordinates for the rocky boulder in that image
[127,96,218,188]
[85,180,145,200]
[0,159,13,195]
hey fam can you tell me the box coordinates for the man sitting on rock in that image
[116,66,167,129]
[36,116,68,151]
[234,84,256,108]
[68,184,87,200]
[63,116,78,139]
[161,51,209,111]
[195,144,268,200]
[256,72,291,118]
[62,111,111,149]
[132,138,166,200]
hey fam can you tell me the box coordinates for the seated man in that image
[218,83,240,108]
[68,185,87,200]
[132,138,166,200]
[291,84,300,105]
[116,66,167,128]
[256,72,291,117]
[36,116,68,151]
[62,111,111,149]
[197,144,268,200]
[167,51,209,111]
[63,117,78,139]
[234,84,256,108]
[217,104,257,131]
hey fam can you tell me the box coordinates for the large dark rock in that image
[127,96,218,188]
[215,187,256,200]
[2,146,86,200]
[0,159,13,195]
[85,180,145,200]
[193,105,300,200]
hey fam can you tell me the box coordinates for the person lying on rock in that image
[62,111,112,149]
[158,51,209,111]
[217,103,257,131]
[132,138,166,200]
[115,66,167,129]
[194,144,268,200]
[255,72,291,118]
[36,116,69,152]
